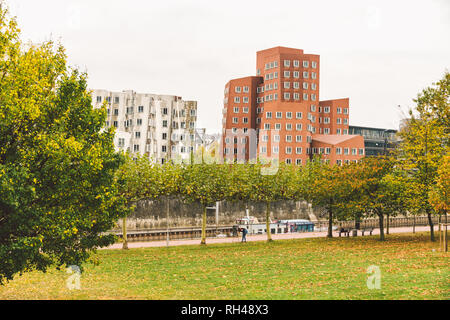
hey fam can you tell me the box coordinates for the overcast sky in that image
[7,0,450,133]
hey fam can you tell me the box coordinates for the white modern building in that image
[92,89,198,164]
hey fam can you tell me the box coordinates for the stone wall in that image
[114,197,318,231]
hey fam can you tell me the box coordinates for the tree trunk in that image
[386,214,390,235]
[200,205,207,245]
[413,215,416,233]
[266,202,273,242]
[122,217,128,250]
[426,207,435,242]
[378,213,385,241]
[327,207,333,238]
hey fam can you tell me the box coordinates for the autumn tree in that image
[397,72,449,241]
[0,7,127,283]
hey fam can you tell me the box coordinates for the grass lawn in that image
[0,232,448,300]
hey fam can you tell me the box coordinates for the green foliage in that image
[0,7,128,283]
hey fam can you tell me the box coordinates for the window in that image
[234,107,239,113]
[243,97,249,103]
[311,72,317,79]
[296,135,302,142]
[190,109,196,116]
[286,159,292,164]
[303,61,309,68]
[311,83,317,90]
[296,123,302,131]
[303,93,308,100]
[266,112,272,119]
[336,128,341,135]
[293,82,300,89]
[286,123,292,131]
[138,106,144,113]
[135,132,141,139]
[235,86,241,93]
[303,71,309,78]
[274,135,280,142]
[260,146,267,153]
[293,60,300,67]
[243,86,249,93]
[96,96,102,103]
[286,135,292,142]
[273,146,279,154]
[359,148,364,155]
[284,71,291,78]
[344,108,349,114]
[311,94,316,101]
[133,144,139,152]
[293,71,300,78]
[310,105,316,112]
[232,117,238,124]
[113,121,118,128]
[296,159,302,165]
[296,147,302,154]
[337,107,342,114]
[284,60,290,67]
[162,145,167,153]
[162,133,167,140]
[352,148,357,155]
[284,82,290,89]
[243,107,249,113]
[303,82,308,89]
[118,138,125,148]
[286,147,292,154]
[312,61,317,68]
[275,123,281,130]
[234,97,240,103]
[326,147,331,154]
[276,112,282,119]
[324,106,330,113]
[284,92,290,100]
[296,112,303,119]
[243,117,248,124]
[336,147,342,155]
[324,128,330,134]
[264,123,270,130]
[343,118,348,125]
[286,112,292,119]
[294,93,300,100]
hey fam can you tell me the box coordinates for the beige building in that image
[92,89,198,164]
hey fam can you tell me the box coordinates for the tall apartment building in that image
[222,46,365,166]
[92,90,198,164]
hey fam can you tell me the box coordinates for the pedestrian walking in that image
[241,227,248,242]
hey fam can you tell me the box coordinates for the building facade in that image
[92,90,198,164]
[349,125,398,156]
[222,46,365,165]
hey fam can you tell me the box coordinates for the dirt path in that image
[102,226,431,250]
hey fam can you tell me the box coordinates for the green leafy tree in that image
[0,7,127,283]
[180,163,230,245]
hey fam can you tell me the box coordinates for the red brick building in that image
[221,46,365,166]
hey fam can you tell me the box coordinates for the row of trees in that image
[117,152,447,245]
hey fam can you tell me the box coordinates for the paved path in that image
[103,226,431,250]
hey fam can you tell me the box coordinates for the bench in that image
[338,228,351,237]
[361,227,375,236]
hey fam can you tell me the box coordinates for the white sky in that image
[7,0,450,133]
